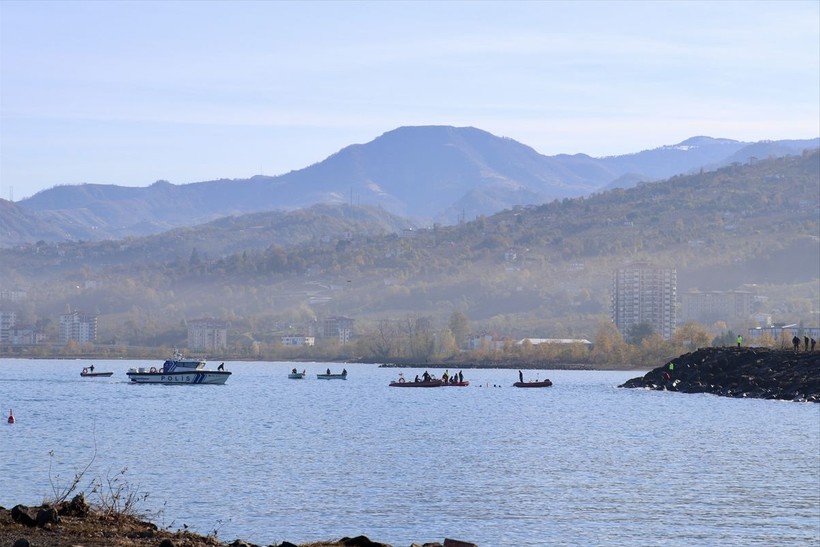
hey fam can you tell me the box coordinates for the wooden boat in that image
[81,368,113,377]
[513,379,553,388]
[317,370,347,380]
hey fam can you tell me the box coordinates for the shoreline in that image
[0,495,455,547]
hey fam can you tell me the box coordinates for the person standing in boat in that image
[89,364,95,373]
[518,370,524,383]
[422,370,431,382]
[218,362,225,371]
[458,371,464,383]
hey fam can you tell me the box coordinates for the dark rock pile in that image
[1,493,476,546]
[619,347,820,402]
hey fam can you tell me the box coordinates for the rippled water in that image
[1,359,818,546]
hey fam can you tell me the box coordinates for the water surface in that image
[1,359,818,546]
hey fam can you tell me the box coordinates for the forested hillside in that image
[1,150,817,353]
[11,127,817,244]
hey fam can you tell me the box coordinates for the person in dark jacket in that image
[792,336,801,351]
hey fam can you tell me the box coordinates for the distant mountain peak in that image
[674,136,741,148]
[11,126,818,246]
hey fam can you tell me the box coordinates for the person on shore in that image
[812,338,817,351]
[518,370,524,383]
[792,336,800,352]
[804,336,810,351]
[736,335,743,348]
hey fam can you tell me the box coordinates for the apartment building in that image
[611,264,677,340]
[187,319,228,352]
[59,311,98,344]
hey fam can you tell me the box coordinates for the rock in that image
[620,347,820,402]
[444,540,477,547]
[36,506,59,527]
[63,493,90,517]
[10,505,36,527]
[12,539,30,547]
[278,542,299,547]
[158,539,175,547]
[341,535,389,547]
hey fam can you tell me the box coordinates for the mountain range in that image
[1,149,817,349]
[3,126,817,247]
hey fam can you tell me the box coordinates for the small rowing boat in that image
[513,379,553,388]
[81,368,113,377]
[317,369,347,380]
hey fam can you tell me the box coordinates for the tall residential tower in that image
[611,263,677,340]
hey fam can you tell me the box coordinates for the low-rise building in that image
[281,335,315,347]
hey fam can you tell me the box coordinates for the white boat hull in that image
[127,370,231,385]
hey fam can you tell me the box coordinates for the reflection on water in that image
[1,359,818,546]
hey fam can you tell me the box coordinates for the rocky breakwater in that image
[619,347,820,402]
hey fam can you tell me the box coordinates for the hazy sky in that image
[1,0,818,200]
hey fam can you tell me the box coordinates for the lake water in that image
[1,359,818,546]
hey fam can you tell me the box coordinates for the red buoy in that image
[7,408,14,424]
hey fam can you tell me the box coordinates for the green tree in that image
[626,322,655,345]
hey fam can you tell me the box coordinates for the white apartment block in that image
[59,311,98,344]
[611,264,677,340]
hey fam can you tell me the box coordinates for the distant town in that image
[2,263,816,368]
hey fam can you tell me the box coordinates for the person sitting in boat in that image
[342,368,347,376]
[326,368,331,375]
[292,368,298,374]
[414,375,420,383]
[442,370,449,382]
[422,371,431,382]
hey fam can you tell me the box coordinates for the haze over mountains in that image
[4,126,817,247]
[1,145,818,350]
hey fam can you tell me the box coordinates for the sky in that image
[1,0,818,201]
